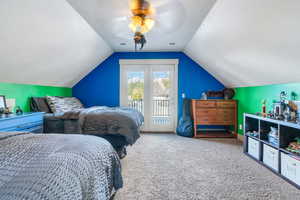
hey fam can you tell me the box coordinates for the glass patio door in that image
[149,65,175,131]
[120,61,177,132]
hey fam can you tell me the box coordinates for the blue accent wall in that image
[73,52,224,119]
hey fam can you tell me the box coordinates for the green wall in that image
[234,82,300,135]
[0,82,72,112]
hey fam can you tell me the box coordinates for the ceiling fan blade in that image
[107,16,134,39]
[149,0,172,8]
[107,0,186,38]
[151,0,186,33]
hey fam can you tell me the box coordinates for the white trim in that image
[119,59,179,65]
[119,59,178,132]
[174,62,178,132]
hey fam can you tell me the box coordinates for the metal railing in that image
[152,99,170,116]
[128,99,143,113]
[128,99,170,117]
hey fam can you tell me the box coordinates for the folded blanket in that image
[60,106,144,145]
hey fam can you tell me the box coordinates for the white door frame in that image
[119,59,179,132]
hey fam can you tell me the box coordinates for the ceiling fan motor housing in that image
[131,0,151,16]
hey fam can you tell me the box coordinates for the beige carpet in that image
[114,134,300,200]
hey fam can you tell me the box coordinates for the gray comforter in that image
[0,132,122,200]
[61,106,144,145]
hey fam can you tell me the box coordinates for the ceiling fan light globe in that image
[140,27,148,34]
[144,18,155,30]
[131,15,143,26]
[129,23,137,32]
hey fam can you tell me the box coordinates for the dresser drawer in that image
[215,120,235,125]
[23,125,44,133]
[15,121,43,131]
[248,137,260,160]
[217,109,234,118]
[263,144,278,171]
[197,117,218,125]
[281,153,300,186]
[216,101,236,108]
[0,113,44,132]
[196,101,216,108]
[196,109,217,117]
[217,109,235,116]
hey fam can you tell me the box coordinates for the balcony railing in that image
[128,99,144,114]
[128,99,170,117]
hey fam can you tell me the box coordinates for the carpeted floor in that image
[114,134,300,200]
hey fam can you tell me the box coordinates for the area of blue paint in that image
[73,52,225,119]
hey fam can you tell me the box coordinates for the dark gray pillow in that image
[30,97,51,113]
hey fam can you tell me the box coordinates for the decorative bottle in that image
[262,100,267,117]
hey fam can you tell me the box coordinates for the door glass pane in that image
[127,71,144,114]
[152,71,171,125]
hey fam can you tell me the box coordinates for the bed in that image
[30,96,144,158]
[0,132,122,200]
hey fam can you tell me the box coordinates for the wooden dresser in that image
[191,100,237,138]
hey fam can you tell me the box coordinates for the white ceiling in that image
[67,0,216,51]
[1,0,300,88]
[185,0,300,88]
[0,0,112,87]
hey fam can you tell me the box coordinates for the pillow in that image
[30,97,51,113]
[46,96,84,113]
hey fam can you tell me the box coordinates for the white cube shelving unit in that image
[243,113,300,189]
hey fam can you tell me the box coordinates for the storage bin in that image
[248,137,260,160]
[281,152,300,186]
[263,144,278,171]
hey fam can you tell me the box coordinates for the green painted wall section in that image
[234,82,300,135]
[0,82,72,112]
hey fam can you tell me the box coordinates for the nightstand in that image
[0,112,44,133]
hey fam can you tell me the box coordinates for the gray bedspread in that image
[0,132,122,200]
[61,106,144,145]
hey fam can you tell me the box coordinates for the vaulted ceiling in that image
[185,0,300,88]
[1,0,299,88]
[0,0,112,87]
[66,0,216,51]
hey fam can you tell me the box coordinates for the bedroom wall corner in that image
[0,82,72,112]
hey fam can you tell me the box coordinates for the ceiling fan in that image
[129,0,155,50]
[110,0,185,51]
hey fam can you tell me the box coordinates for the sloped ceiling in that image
[66,0,216,52]
[1,0,299,88]
[0,0,112,87]
[185,0,300,88]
